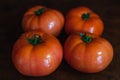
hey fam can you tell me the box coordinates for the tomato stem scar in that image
[26,34,43,46]
[80,33,92,43]
[35,8,45,16]
[81,13,90,20]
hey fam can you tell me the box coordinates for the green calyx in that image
[81,13,90,20]
[80,33,92,43]
[35,8,45,16]
[26,34,43,46]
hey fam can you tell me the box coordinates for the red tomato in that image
[22,5,64,36]
[64,32,113,73]
[12,31,63,76]
[65,6,104,36]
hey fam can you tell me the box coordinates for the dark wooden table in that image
[0,0,120,80]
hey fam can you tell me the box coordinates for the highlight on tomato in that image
[64,32,113,73]
[12,31,63,76]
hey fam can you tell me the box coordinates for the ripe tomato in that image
[12,31,63,76]
[65,6,104,36]
[64,32,113,73]
[22,5,64,36]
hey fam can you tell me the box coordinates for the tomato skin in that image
[12,31,63,76]
[64,33,113,73]
[65,6,104,36]
[22,5,64,36]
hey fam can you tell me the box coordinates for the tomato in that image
[64,32,113,73]
[12,31,63,76]
[65,6,104,36]
[22,5,64,36]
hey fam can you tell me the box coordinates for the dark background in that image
[0,0,120,80]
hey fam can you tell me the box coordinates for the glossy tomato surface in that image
[22,5,64,36]
[12,31,63,76]
[65,6,104,36]
[64,33,113,73]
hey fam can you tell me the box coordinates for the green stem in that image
[81,13,90,20]
[26,34,43,46]
[80,33,92,43]
[35,8,45,16]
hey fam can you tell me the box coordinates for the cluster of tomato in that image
[12,5,113,77]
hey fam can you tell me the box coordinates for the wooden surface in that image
[0,0,120,80]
